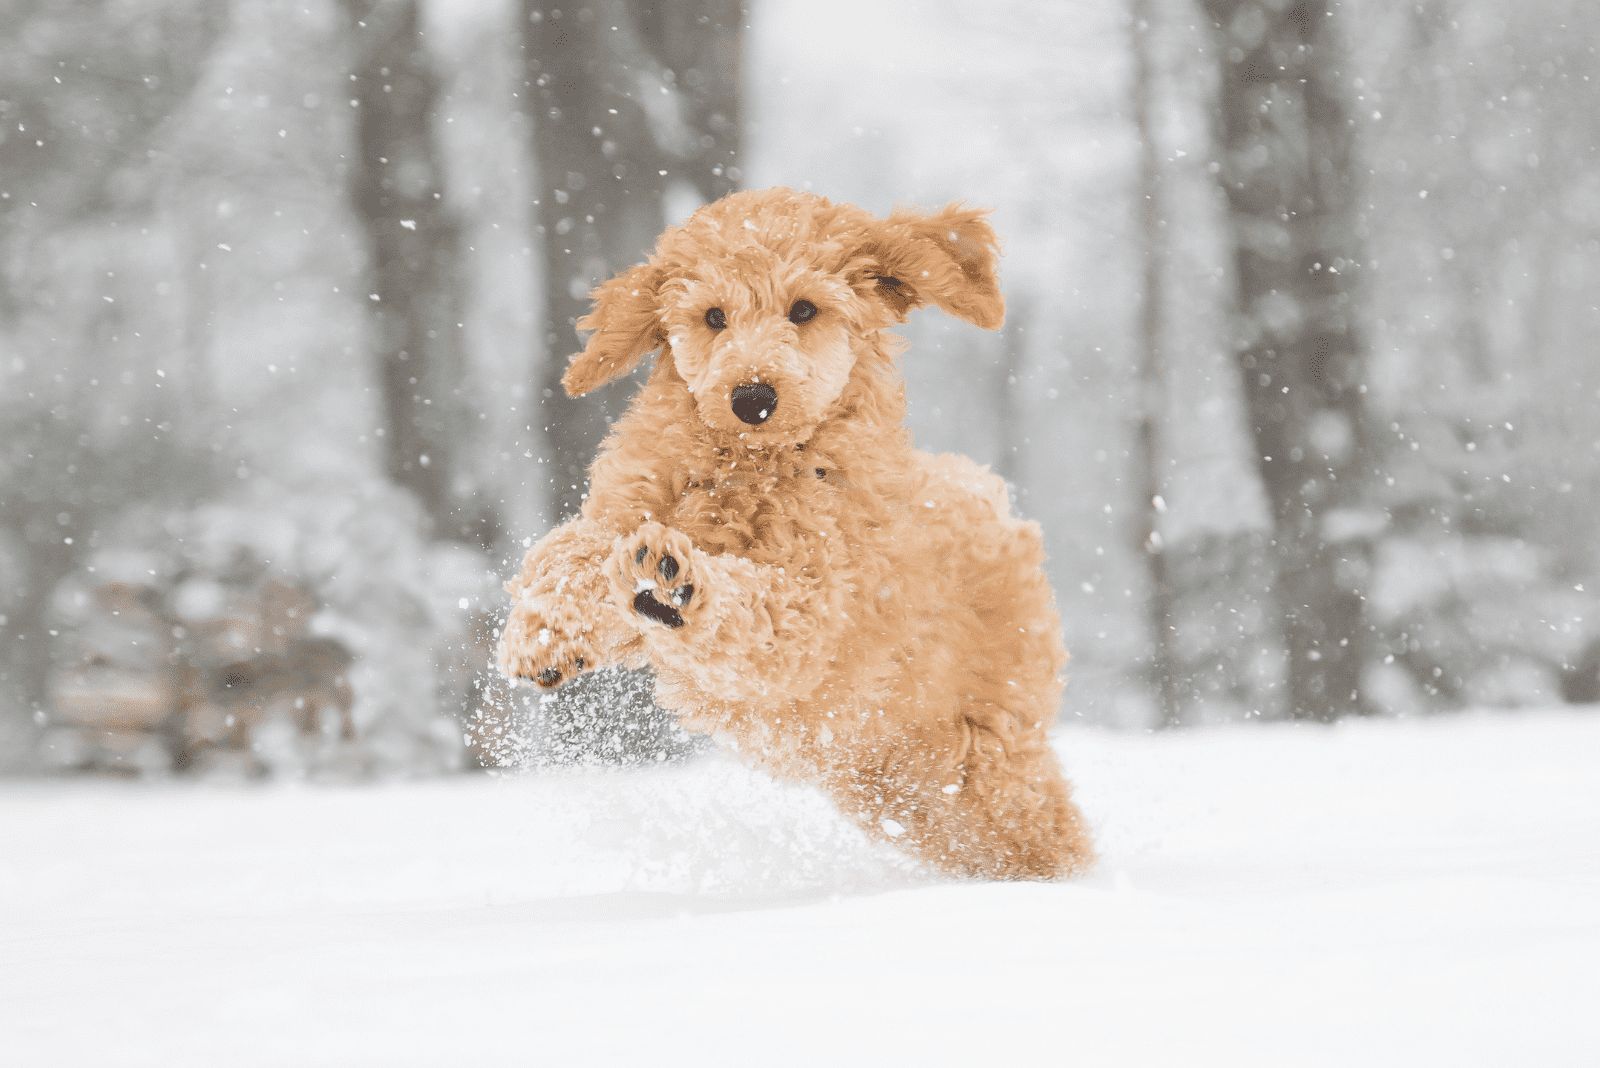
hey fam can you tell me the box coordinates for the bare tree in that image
[1130,0,1184,727]
[1200,0,1374,720]
[521,0,742,524]
[994,296,1028,487]
[344,0,497,547]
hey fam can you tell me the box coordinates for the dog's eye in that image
[788,300,817,325]
[705,307,727,331]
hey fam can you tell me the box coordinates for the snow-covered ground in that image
[3,711,1596,1066]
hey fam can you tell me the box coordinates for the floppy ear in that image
[860,202,1005,330]
[562,262,665,397]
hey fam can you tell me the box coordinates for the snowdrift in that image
[3,711,1595,1066]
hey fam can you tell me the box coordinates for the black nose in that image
[730,383,778,425]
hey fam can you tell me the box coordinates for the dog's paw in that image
[498,597,597,689]
[609,521,701,630]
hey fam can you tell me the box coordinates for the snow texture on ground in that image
[3,711,1596,1066]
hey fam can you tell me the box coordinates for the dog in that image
[499,188,1094,880]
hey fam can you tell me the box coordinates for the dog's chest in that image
[674,451,847,555]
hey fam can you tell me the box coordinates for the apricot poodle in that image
[499,188,1094,880]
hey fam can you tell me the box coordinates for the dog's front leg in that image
[607,521,837,704]
[499,517,641,690]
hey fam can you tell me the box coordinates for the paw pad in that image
[633,591,684,628]
[619,524,699,630]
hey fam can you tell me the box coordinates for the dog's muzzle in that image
[730,383,778,425]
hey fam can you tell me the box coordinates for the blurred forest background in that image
[1,0,1597,779]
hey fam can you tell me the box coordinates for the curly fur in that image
[500,188,1094,880]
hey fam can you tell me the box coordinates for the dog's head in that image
[561,188,1005,443]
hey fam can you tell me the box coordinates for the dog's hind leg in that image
[830,711,1095,881]
[938,712,1096,879]
[500,518,643,690]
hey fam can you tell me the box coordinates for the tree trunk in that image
[344,0,495,546]
[995,294,1030,487]
[1130,0,1185,728]
[1200,0,1374,720]
[521,0,742,524]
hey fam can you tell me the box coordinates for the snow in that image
[3,711,1596,1066]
